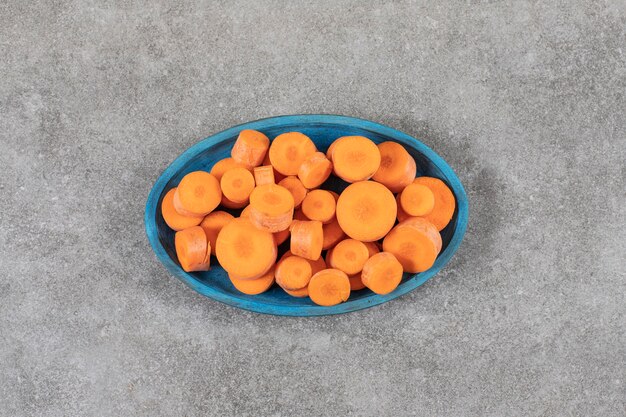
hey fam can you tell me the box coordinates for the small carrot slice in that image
[199,211,234,255]
[382,220,440,273]
[253,165,275,186]
[172,190,206,218]
[280,250,326,275]
[161,188,203,231]
[301,189,336,224]
[231,129,270,168]
[321,217,345,250]
[229,266,275,295]
[308,268,351,306]
[278,176,307,208]
[298,152,332,189]
[399,217,442,253]
[412,177,456,231]
[220,167,255,204]
[248,183,294,232]
[331,136,381,182]
[400,183,435,217]
[215,217,277,279]
[290,220,323,261]
[396,194,411,222]
[328,239,369,275]
[175,226,210,272]
[275,255,313,290]
[348,274,366,291]
[372,141,417,193]
[210,157,251,181]
[174,171,222,216]
[284,286,309,298]
[336,181,397,242]
[262,153,286,183]
[268,132,317,176]
[361,252,403,295]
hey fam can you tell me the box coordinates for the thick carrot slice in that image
[161,188,203,231]
[399,217,442,253]
[382,221,440,273]
[284,286,309,298]
[348,274,366,291]
[268,132,317,176]
[280,250,326,275]
[412,177,456,231]
[220,195,248,209]
[278,176,307,208]
[175,226,210,272]
[298,152,332,189]
[220,167,255,204]
[210,157,251,181]
[289,220,323,261]
[172,188,207,218]
[336,181,397,242]
[308,268,351,306]
[229,266,275,295]
[400,183,435,217]
[275,255,313,290]
[199,211,234,255]
[361,252,403,295]
[321,217,345,250]
[331,136,381,182]
[372,141,417,193]
[253,165,275,186]
[262,153,286,183]
[396,194,411,222]
[328,239,370,275]
[231,129,270,168]
[174,171,222,216]
[248,183,294,232]
[215,217,277,279]
[301,189,336,224]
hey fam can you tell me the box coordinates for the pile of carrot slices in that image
[161,129,456,306]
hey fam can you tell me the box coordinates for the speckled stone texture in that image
[1,1,624,416]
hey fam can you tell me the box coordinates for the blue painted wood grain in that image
[144,115,469,316]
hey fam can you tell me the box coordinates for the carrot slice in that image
[161,188,203,231]
[382,220,440,273]
[172,188,207,218]
[372,141,417,193]
[308,268,351,306]
[262,153,286,183]
[280,250,326,275]
[289,220,323,261]
[248,183,294,232]
[278,176,307,208]
[399,217,442,253]
[253,165,275,186]
[298,152,332,189]
[321,217,345,250]
[231,129,270,168]
[284,286,309,298]
[275,255,313,290]
[331,136,381,182]
[220,195,248,209]
[301,189,336,224]
[348,274,366,291]
[215,217,277,279]
[412,177,456,231]
[396,194,411,222]
[229,266,275,295]
[328,239,369,275]
[199,211,234,255]
[268,132,317,176]
[400,183,435,217]
[336,181,397,242]
[361,252,403,295]
[174,171,222,216]
[220,167,255,204]
[210,157,251,181]
[363,241,381,258]
[175,226,210,272]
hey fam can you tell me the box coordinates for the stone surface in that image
[1,1,625,416]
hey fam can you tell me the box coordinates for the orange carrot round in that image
[412,177,456,231]
[280,250,326,275]
[336,181,397,242]
[298,152,332,189]
[321,217,345,250]
[289,219,323,261]
[220,167,255,204]
[275,255,313,290]
[268,132,317,176]
[400,183,435,217]
[382,220,440,273]
[175,226,210,272]
[399,217,442,253]
[229,266,275,295]
[210,157,251,182]
[308,268,351,306]
[161,188,203,231]
[372,141,417,193]
[328,239,370,275]
[253,165,275,186]
[348,274,366,291]
[331,136,381,182]
[361,252,403,295]
[248,183,294,232]
[174,171,222,216]
[301,189,336,224]
[199,211,234,255]
[278,176,307,208]
[231,129,270,168]
[284,286,309,298]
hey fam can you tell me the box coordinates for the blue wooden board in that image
[144,115,469,316]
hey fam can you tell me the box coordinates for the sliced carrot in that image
[363,241,381,258]
[220,167,255,204]
[328,239,369,275]
[273,228,290,246]
[175,226,210,272]
[229,266,275,295]
[396,194,411,222]
[248,183,294,232]
[412,177,456,231]
[400,183,435,217]
[253,165,275,186]
[275,255,313,290]
[174,171,222,217]
[172,187,208,218]
[280,250,326,275]
[284,286,309,298]
[336,181,397,242]
[348,274,366,291]
[298,152,332,189]
[372,141,417,193]
[289,219,323,261]
[215,217,277,279]
[210,157,251,182]
[220,195,248,209]
[262,153,286,183]
[321,217,345,250]
[331,136,381,182]
[278,176,307,208]
[199,211,234,255]
[161,188,203,231]
[361,252,403,295]
[308,268,351,306]
[399,217,442,253]
[301,189,336,224]
[382,219,441,273]
[268,132,317,176]
[231,129,270,168]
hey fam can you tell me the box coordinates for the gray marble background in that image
[1,1,625,416]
